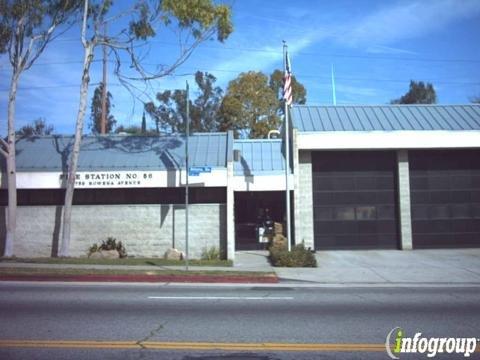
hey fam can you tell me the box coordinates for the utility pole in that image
[185,81,190,271]
[331,63,337,106]
[100,23,107,134]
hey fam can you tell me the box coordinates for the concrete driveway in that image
[274,249,480,285]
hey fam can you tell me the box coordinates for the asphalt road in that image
[0,283,479,359]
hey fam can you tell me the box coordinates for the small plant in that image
[88,237,128,258]
[269,243,317,267]
[201,246,220,261]
[88,244,99,257]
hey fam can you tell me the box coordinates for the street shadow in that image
[219,204,227,259]
[51,135,71,257]
[0,206,5,255]
[95,136,184,252]
[239,153,254,191]
[183,354,280,360]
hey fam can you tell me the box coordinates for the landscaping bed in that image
[0,267,277,283]
[0,257,232,267]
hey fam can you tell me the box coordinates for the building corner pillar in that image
[226,131,235,261]
[397,149,413,250]
[293,129,314,249]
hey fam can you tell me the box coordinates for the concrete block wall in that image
[226,158,235,261]
[293,149,315,249]
[397,150,413,250]
[9,204,226,258]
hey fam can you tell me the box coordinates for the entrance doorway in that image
[234,191,288,250]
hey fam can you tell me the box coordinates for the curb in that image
[0,274,279,284]
[1,280,479,288]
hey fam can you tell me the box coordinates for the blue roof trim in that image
[12,133,228,172]
[291,104,480,132]
[233,139,286,176]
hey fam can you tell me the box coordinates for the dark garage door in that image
[312,151,399,250]
[410,150,480,248]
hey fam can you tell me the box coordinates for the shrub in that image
[88,237,128,258]
[269,243,317,267]
[201,246,220,261]
[88,244,99,257]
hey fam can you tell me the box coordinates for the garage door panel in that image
[428,191,451,204]
[472,175,480,187]
[376,191,396,203]
[313,151,399,250]
[377,205,396,220]
[453,234,479,247]
[451,219,470,232]
[332,177,355,190]
[410,191,428,204]
[471,191,480,202]
[411,176,428,189]
[410,150,480,248]
[470,220,480,232]
[357,221,377,233]
[376,220,397,233]
[334,192,358,205]
[314,192,334,204]
[356,191,378,203]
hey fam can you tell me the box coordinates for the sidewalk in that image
[275,249,480,285]
[1,249,479,285]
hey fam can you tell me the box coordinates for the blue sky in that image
[1,0,480,134]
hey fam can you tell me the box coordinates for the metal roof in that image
[233,139,285,176]
[291,104,480,132]
[13,133,228,172]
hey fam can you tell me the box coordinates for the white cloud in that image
[341,0,480,47]
[336,84,379,98]
[365,45,417,55]
[210,34,318,87]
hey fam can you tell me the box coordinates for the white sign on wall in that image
[59,171,156,188]
[8,169,228,189]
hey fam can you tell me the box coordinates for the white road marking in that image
[148,296,294,300]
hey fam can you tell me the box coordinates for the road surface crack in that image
[137,321,167,350]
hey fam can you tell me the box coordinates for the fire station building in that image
[1,104,479,259]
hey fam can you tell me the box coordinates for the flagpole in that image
[283,41,292,252]
[185,81,190,271]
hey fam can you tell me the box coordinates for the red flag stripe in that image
[283,50,293,106]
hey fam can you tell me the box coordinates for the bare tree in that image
[59,0,233,256]
[0,0,80,257]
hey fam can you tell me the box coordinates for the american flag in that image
[283,49,293,106]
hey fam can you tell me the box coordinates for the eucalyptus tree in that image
[0,0,80,257]
[90,82,116,133]
[59,0,233,256]
[391,80,437,104]
[145,71,223,133]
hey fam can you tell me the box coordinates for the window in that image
[334,207,355,220]
[356,206,376,220]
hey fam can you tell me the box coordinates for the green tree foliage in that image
[219,71,279,138]
[219,69,307,138]
[192,71,224,131]
[89,82,116,133]
[17,118,54,137]
[145,71,223,133]
[161,0,233,42]
[141,111,146,134]
[391,80,437,104]
[0,0,80,257]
